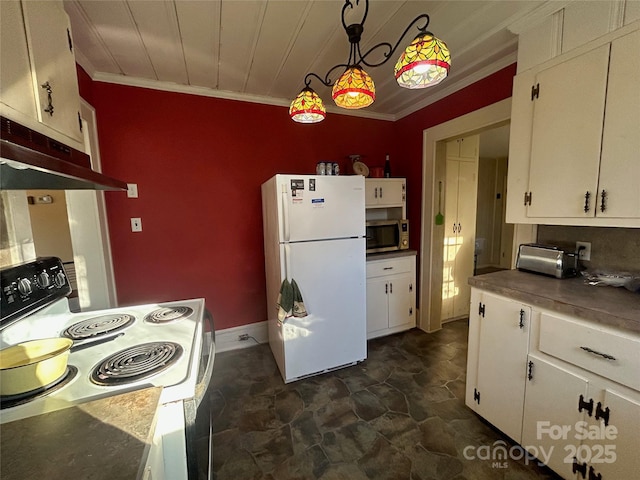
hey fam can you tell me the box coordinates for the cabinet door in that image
[377,179,405,207]
[387,273,412,328]
[475,293,530,442]
[365,180,381,206]
[365,179,405,207]
[442,159,459,321]
[522,354,588,479]
[453,160,477,318]
[582,385,640,479]
[597,30,640,219]
[366,277,389,334]
[446,136,478,160]
[0,0,37,119]
[527,44,610,218]
[465,288,482,411]
[22,0,83,142]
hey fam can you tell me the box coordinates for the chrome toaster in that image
[516,243,578,278]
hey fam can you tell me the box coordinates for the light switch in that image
[131,218,142,232]
[127,183,138,198]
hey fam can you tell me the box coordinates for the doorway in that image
[439,126,513,324]
[474,124,514,275]
[418,99,536,333]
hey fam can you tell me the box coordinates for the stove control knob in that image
[37,271,51,288]
[54,272,67,288]
[17,278,32,296]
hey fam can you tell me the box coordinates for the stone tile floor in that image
[209,320,562,479]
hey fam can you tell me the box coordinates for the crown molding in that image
[87,72,396,122]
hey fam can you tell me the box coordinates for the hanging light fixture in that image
[395,32,451,89]
[289,0,450,123]
[289,87,326,123]
[332,66,375,109]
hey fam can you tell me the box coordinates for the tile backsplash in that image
[537,225,640,272]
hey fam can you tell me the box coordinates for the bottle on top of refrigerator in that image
[384,154,391,178]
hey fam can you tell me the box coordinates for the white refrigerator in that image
[261,174,367,383]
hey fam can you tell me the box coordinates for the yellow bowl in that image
[0,338,73,396]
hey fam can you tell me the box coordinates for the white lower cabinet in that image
[522,356,640,480]
[583,384,640,480]
[521,354,589,479]
[365,254,416,339]
[468,287,640,479]
[466,290,531,442]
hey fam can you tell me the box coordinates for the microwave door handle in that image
[281,183,290,242]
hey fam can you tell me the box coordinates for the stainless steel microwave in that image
[366,219,409,253]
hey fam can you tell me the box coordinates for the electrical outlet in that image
[576,241,591,261]
[238,334,249,341]
[131,217,142,232]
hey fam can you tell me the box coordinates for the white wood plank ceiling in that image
[63,0,547,120]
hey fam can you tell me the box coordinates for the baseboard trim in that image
[215,321,268,353]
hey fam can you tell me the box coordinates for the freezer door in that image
[278,237,366,382]
[278,175,365,242]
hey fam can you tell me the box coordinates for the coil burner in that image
[63,314,135,340]
[91,342,183,386]
[144,306,193,324]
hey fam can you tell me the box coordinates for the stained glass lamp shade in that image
[289,87,326,123]
[331,66,375,109]
[394,32,451,89]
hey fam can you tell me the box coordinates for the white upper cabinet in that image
[597,29,640,219]
[0,0,37,120]
[0,0,84,146]
[364,178,406,209]
[506,24,640,227]
[445,136,478,160]
[526,44,609,218]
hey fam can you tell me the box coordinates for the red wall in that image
[83,79,396,330]
[79,65,516,331]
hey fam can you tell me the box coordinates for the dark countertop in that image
[469,269,640,333]
[367,249,417,261]
[0,386,162,480]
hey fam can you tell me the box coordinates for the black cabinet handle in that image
[600,190,607,212]
[578,394,594,416]
[580,346,616,361]
[595,402,610,426]
[527,360,533,380]
[41,82,54,116]
[573,458,587,477]
[584,191,591,213]
[519,309,525,329]
[588,465,602,480]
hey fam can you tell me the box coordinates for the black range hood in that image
[0,116,127,191]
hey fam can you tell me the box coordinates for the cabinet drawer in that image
[366,256,413,278]
[538,313,640,391]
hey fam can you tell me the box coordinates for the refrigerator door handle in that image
[284,243,291,280]
[281,183,290,241]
